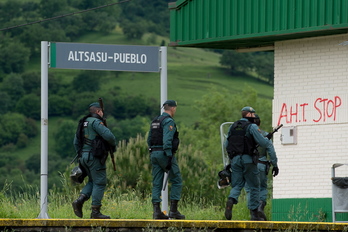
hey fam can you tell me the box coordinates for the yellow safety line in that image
[0,219,347,230]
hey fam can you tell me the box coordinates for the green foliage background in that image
[0,0,275,219]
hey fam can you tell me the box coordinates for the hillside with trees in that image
[0,0,275,210]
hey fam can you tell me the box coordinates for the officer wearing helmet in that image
[147,100,185,220]
[224,106,277,221]
[245,114,279,221]
[72,102,116,219]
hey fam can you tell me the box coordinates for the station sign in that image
[50,42,160,72]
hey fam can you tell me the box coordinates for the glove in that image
[266,133,273,140]
[165,156,172,171]
[272,167,279,177]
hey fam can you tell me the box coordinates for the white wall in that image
[273,34,348,199]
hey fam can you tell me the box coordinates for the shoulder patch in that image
[100,122,104,125]
[169,125,173,131]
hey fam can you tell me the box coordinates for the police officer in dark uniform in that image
[72,102,116,219]
[147,100,185,220]
[245,114,279,221]
[225,106,277,221]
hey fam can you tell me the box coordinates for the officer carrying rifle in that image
[71,100,116,219]
[244,114,281,221]
[224,106,278,221]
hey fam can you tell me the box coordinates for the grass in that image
[0,181,256,220]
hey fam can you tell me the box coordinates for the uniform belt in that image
[258,160,270,165]
[151,147,163,151]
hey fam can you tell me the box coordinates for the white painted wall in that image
[273,34,348,199]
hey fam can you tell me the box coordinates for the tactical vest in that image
[226,120,257,158]
[75,113,109,158]
[150,115,179,153]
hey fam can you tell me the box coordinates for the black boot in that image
[224,198,235,220]
[90,205,111,219]
[153,202,169,219]
[250,208,264,221]
[258,201,267,221]
[169,200,185,219]
[72,194,88,218]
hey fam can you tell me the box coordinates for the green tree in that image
[15,94,40,120]
[54,119,76,159]
[72,71,102,92]
[48,73,66,95]
[0,113,37,147]
[0,113,27,146]
[0,38,30,74]
[108,115,148,143]
[26,154,41,174]
[49,95,73,117]
[0,92,11,114]
[19,24,47,57]
[70,93,97,119]
[110,95,158,120]
[16,133,29,148]
[54,13,86,39]
[253,52,274,84]
[23,118,38,138]
[82,11,117,33]
[0,0,23,24]
[78,0,111,8]
[219,50,253,73]
[39,0,68,18]
[0,73,25,105]
[22,72,40,95]
[120,19,146,40]
[28,23,69,58]
[118,0,170,36]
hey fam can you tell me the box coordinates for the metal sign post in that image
[38,42,166,218]
[159,46,169,214]
[38,41,50,219]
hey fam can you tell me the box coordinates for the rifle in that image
[266,124,283,140]
[98,97,117,171]
[70,153,79,165]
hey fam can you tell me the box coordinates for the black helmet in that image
[217,164,232,189]
[70,166,86,184]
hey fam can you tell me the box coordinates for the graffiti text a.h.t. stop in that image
[277,96,342,125]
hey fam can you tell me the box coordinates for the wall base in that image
[272,198,348,222]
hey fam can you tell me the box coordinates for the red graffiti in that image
[313,96,342,122]
[277,96,342,125]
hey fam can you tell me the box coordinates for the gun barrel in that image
[274,124,283,132]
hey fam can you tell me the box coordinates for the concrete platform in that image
[0,219,348,232]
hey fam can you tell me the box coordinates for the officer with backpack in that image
[244,114,279,220]
[72,102,116,219]
[147,100,185,220]
[224,106,277,221]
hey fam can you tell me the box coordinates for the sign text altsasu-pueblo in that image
[50,42,159,72]
[68,51,148,64]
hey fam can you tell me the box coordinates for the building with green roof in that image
[169,0,348,222]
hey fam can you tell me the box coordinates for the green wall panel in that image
[272,198,348,222]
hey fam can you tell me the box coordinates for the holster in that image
[252,148,259,165]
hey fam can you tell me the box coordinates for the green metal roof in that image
[169,0,348,50]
